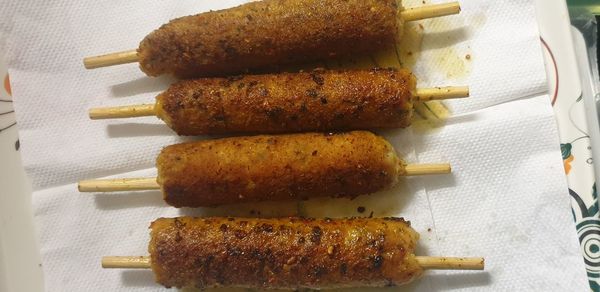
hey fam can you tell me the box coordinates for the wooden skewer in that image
[84,50,138,69]
[78,163,451,192]
[101,256,484,270]
[103,256,151,269]
[415,256,485,270]
[88,87,469,120]
[78,177,159,192]
[83,2,461,69]
[401,2,461,22]
[404,163,451,176]
[414,86,470,101]
[89,104,155,120]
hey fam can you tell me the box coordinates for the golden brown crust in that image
[149,217,423,289]
[155,68,415,135]
[138,0,399,78]
[156,131,403,207]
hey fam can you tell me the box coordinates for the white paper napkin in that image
[1,0,588,291]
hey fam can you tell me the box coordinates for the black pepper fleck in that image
[257,223,274,233]
[173,218,185,228]
[300,103,308,112]
[266,107,283,119]
[306,88,318,98]
[310,226,322,244]
[313,266,327,278]
[214,113,226,122]
[234,230,247,239]
[310,73,325,86]
[373,255,384,269]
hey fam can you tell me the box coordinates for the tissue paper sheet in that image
[1,0,589,290]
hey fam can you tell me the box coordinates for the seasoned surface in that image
[156,131,404,207]
[149,217,423,289]
[155,68,416,135]
[138,0,401,78]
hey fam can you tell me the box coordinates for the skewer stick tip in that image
[401,2,461,22]
[89,104,157,120]
[416,256,485,270]
[78,177,160,192]
[84,50,139,69]
[102,256,151,269]
[405,163,451,176]
[415,86,470,101]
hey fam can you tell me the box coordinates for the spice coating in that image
[156,131,405,207]
[138,0,401,78]
[149,217,423,289]
[155,68,416,135]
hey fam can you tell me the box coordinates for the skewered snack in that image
[103,217,484,289]
[89,68,469,135]
[78,131,451,207]
[83,1,461,78]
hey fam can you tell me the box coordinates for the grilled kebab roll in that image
[155,68,416,135]
[138,0,401,77]
[157,131,405,207]
[149,217,423,289]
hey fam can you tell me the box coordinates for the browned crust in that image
[138,0,400,78]
[149,217,423,289]
[156,131,404,207]
[155,68,415,135]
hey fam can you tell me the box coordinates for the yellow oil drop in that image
[411,101,451,133]
[432,47,470,79]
